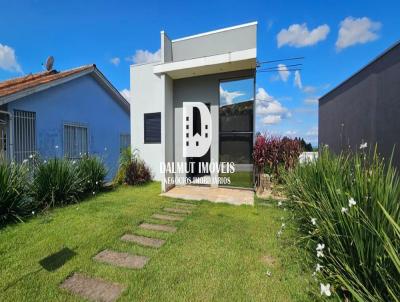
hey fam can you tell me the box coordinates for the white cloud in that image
[120,88,131,103]
[110,57,120,66]
[336,17,381,50]
[263,115,282,125]
[306,126,318,137]
[303,85,317,94]
[0,43,22,73]
[220,87,244,105]
[126,49,161,64]
[294,70,302,89]
[277,23,330,48]
[304,98,319,105]
[285,130,297,136]
[277,64,290,82]
[256,88,291,125]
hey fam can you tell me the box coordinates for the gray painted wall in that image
[319,43,400,167]
[171,24,256,62]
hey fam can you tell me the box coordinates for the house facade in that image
[0,65,130,179]
[319,41,400,168]
[130,22,257,192]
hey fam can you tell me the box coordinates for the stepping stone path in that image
[60,202,197,301]
[60,273,126,302]
[152,213,185,222]
[121,234,165,248]
[139,222,177,233]
[164,207,192,214]
[94,250,149,269]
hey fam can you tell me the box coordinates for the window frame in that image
[63,122,89,159]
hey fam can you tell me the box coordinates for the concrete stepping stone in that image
[164,207,192,214]
[94,250,149,269]
[152,213,184,222]
[121,234,165,248]
[60,273,126,302]
[139,223,177,233]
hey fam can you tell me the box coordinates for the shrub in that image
[0,162,34,226]
[125,155,152,186]
[113,147,132,185]
[32,158,84,209]
[283,148,400,300]
[77,155,107,194]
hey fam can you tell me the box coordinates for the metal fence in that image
[14,110,36,163]
[0,113,8,161]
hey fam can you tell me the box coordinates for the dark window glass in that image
[219,133,253,164]
[144,112,161,143]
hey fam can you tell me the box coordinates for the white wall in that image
[130,63,164,181]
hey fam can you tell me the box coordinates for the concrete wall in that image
[173,69,255,185]
[7,74,130,179]
[130,62,165,181]
[319,43,400,167]
[171,23,257,61]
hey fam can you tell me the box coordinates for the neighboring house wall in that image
[7,74,130,179]
[319,43,400,167]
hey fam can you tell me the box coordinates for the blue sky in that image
[1,0,399,145]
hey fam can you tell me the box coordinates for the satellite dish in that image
[45,56,54,71]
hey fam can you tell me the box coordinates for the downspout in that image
[0,110,13,162]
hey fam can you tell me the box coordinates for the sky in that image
[0,0,399,146]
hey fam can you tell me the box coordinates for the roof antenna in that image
[45,56,54,71]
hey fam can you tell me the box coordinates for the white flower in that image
[31,211,35,215]
[72,160,76,164]
[43,160,47,164]
[281,223,286,228]
[316,243,325,251]
[95,181,98,185]
[341,207,348,213]
[266,271,272,277]
[29,154,33,159]
[55,145,59,149]
[280,216,284,220]
[317,250,325,258]
[22,159,28,164]
[277,230,282,237]
[104,147,108,151]
[320,283,331,296]
[316,263,323,272]
[359,142,367,149]
[311,218,317,225]
[92,191,96,195]
[348,197,357,207]
[278,201,282,207]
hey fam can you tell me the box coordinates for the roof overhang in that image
[153,48,256,79]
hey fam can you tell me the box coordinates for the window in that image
[14,110,36,163]
[120,133,130,151]
[144,112,161,143]
[219,77,255,188]
[64,124,88,159]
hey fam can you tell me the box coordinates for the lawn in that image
[0,182,311,301]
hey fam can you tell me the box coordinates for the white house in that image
[130,22,257,192]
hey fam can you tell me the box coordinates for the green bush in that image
[32,158,84,209]
[77,155,107,194]
[0,162,34,226]
[283,148,400,301]
[113,147,132,185]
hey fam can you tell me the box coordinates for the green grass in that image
[220,171,253,188]
[0,182,311,301]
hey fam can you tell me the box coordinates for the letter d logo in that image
[183,102,212,157]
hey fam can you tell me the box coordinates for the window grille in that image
[64,124,88,159]
[13,110,36,163]
[120,133,130,152]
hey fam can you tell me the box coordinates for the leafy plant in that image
[32,158,84,209]
[0,162,34,226]
[283,148,400,301]
[77,155,107,194]
[113,147,132,185]
[125,154,152,186]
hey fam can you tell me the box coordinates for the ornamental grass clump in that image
[77,155,107,194]
[0,162,34,226]
[32,158,84,209]
[283,148,400,301]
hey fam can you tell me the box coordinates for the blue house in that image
[0,64,130,179]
